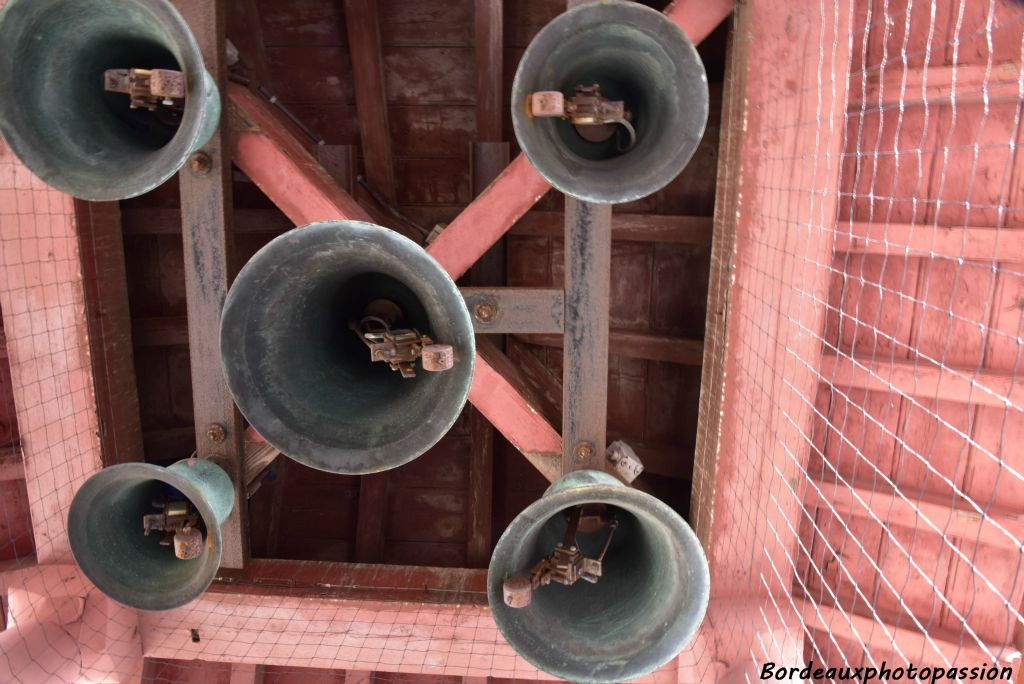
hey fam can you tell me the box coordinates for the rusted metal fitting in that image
[527,84,636,151]
[188,151,213,177]
[573,441,595,460]
[473,300,497,323]
[104,68,186,111]
[607,440,644,483]
[206,423,226,444]
[503,575,533,608]
[421,344,455,372]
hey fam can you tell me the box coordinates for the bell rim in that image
[220,220,476,476]
[67,461,225,612]
[510,0,709,204]
[487,478,711,683]
[0,0,217,201]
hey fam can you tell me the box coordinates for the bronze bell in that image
[220,221,476,475]
[489,470,710,682]
[67,459,235,611]
[0,0,220,200]
[511,0,709,204]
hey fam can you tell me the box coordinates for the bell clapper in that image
[142,498,203,560]
[350,299,454,378]
[502,504,620,609]
[104,68,186,111]
[527,84,637,152]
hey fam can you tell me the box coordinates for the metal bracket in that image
[104,68,186,111]
[528,84,636,151]
[502,504,619,608]
[142,499,203,560]
[350,299,454,378]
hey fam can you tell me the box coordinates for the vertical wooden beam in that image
[467,412,494,567]
[561,199,611,474]
[75,200,145,466]
[467,0,506,561]
[226,0,271,85]
[344,0,398,203]
[354,473,388,562]
[474,0,503,143]
[692,0,851,602]
[173,0,247,568]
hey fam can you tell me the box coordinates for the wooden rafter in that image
[344,0,398,204]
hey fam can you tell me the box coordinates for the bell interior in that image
[531,23,677,168]
[73,473,215,606]
[248,263,448,453]
[1,0,189,187]
[515,501,693,661]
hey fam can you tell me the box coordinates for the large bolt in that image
[188,151,213,176]
[473,301,497,323]
[206,423,226,444]
[573,441,595,460]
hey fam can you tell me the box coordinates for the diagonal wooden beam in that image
[228,83,372,224]
[427,154,551,280]
[664,0,735,45]
[344,0,398,203]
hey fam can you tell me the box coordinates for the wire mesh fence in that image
[2,0,1024,682]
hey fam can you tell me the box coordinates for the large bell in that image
[0,0,220,200]
[221,220,476,475]
[488,470,710,683]
[510,0,709,204]
[67,459,235,611]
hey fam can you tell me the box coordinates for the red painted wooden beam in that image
[472,339,562,482]
[426,154,551,280]
[228,83,372,225]
[664,0,735,45]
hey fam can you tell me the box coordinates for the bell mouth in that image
[488,475,710,683]
[221,221,476,475]
[0,0,218,200]
[510,0,708,203]
[67,462,224,612]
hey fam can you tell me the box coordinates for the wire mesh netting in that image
[689,0,1024,681]
[2,0,1024,682]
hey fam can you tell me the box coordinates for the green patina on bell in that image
[511,0,709,204]
[489,469,711,683]
[68,459,235,611]
[221,221,476,475]
[0,0,220,200]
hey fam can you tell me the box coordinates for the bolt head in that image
[573,441,595,460]
[473,301,497,323]
[206,423,226,443]
[188,151,213,176]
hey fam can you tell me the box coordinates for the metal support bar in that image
[173,0,247,568]
[562,199,611,474]
[461,288,564,334]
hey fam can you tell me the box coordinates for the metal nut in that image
[473,301,497,323]
[188,151,213,176]
[573,441,595,460]
[206,423,226,444]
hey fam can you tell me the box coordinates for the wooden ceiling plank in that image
[344,0,398,203]
[475,0,504,142]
